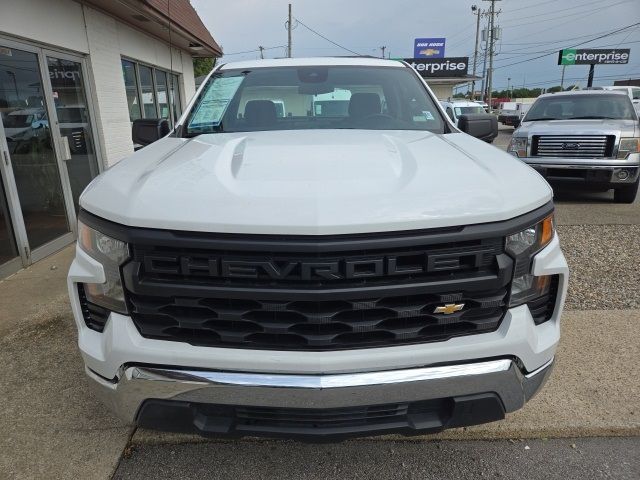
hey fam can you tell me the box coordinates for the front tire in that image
[614,179,639,203]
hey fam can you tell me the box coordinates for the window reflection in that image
[122,59,141,121]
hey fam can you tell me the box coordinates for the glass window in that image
[454,106,485,116]
[138,65,157,119]
[184,66,444,135]
[121,59,141,121]
[524,94,637,121]
[121,59,181,126]
[155,70,169,120]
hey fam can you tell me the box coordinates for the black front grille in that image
[119,228,514,350]
[127,287,508,349]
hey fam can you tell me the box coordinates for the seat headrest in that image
[244,100,277,127]
[348,93,381,118]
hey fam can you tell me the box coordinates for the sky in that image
[192,0,640,91]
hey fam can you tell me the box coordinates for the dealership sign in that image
[404,57,468,77]
[558,48,630,65]
[414,38,446,58]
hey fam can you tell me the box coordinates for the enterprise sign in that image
[558,48,630,65]
[404,57,469,77]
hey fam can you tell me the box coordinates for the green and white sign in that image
[558,48,630,65]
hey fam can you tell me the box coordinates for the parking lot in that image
[1,126,638,479]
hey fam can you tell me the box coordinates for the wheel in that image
[613,179,639,203]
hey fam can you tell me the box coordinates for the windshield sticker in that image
[422,110,435,120]
[188,76,244,128]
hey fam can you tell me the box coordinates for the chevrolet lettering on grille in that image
[142,250,493,281]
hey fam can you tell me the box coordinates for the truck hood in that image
[81,130,552,235]
[517,118,638,137]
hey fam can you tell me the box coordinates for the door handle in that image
[60,136,72,161]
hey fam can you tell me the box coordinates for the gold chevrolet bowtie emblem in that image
[434,303,465,315]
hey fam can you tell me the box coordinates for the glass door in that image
[46,54,101,212]
[0,174,21,276]
[0,43,73,266]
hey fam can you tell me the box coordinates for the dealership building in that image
[0,0,221,277]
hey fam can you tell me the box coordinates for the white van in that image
[601,86,640,114]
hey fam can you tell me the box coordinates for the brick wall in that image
[82,5,196,167]
[83,7,134,167]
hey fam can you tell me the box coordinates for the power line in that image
[222,45,286,56]
[293,17,363,56]
[502,0,634,31]
[494,22,640,70]
[497,29,639,54]
[500,0,627,26]
[503,0,562,14]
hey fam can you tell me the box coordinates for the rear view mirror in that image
[457,114,498,142]
[132,118,171,147]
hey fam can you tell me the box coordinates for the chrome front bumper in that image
[86,357,554,427]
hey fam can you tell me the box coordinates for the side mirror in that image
[457,113,498,142]
[132,118,171,147]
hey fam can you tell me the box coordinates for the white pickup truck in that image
[68,57,567,440]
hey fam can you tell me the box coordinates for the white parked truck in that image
[68,57,568,440]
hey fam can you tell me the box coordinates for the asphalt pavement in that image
[113,437,640,480]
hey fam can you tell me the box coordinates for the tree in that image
[193,57,216,77]
[547,85,563,93]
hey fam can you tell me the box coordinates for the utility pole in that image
[484,0,501,112]
[287,4,292,58]
[471,5,482,100]
[380,46,386,59]
[479,13,490,103]
[259,46,265,59]
[507,77,511,99]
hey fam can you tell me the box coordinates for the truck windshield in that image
[183,65,445,135]
[524,94,637,121]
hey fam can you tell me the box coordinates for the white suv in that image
[68,58,568,440]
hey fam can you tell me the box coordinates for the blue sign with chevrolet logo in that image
[414,38,446,58]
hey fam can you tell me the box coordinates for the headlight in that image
[506,215,555,308]
[507,137,527,157]
[78,220,129,313]
[617,138,640,159]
